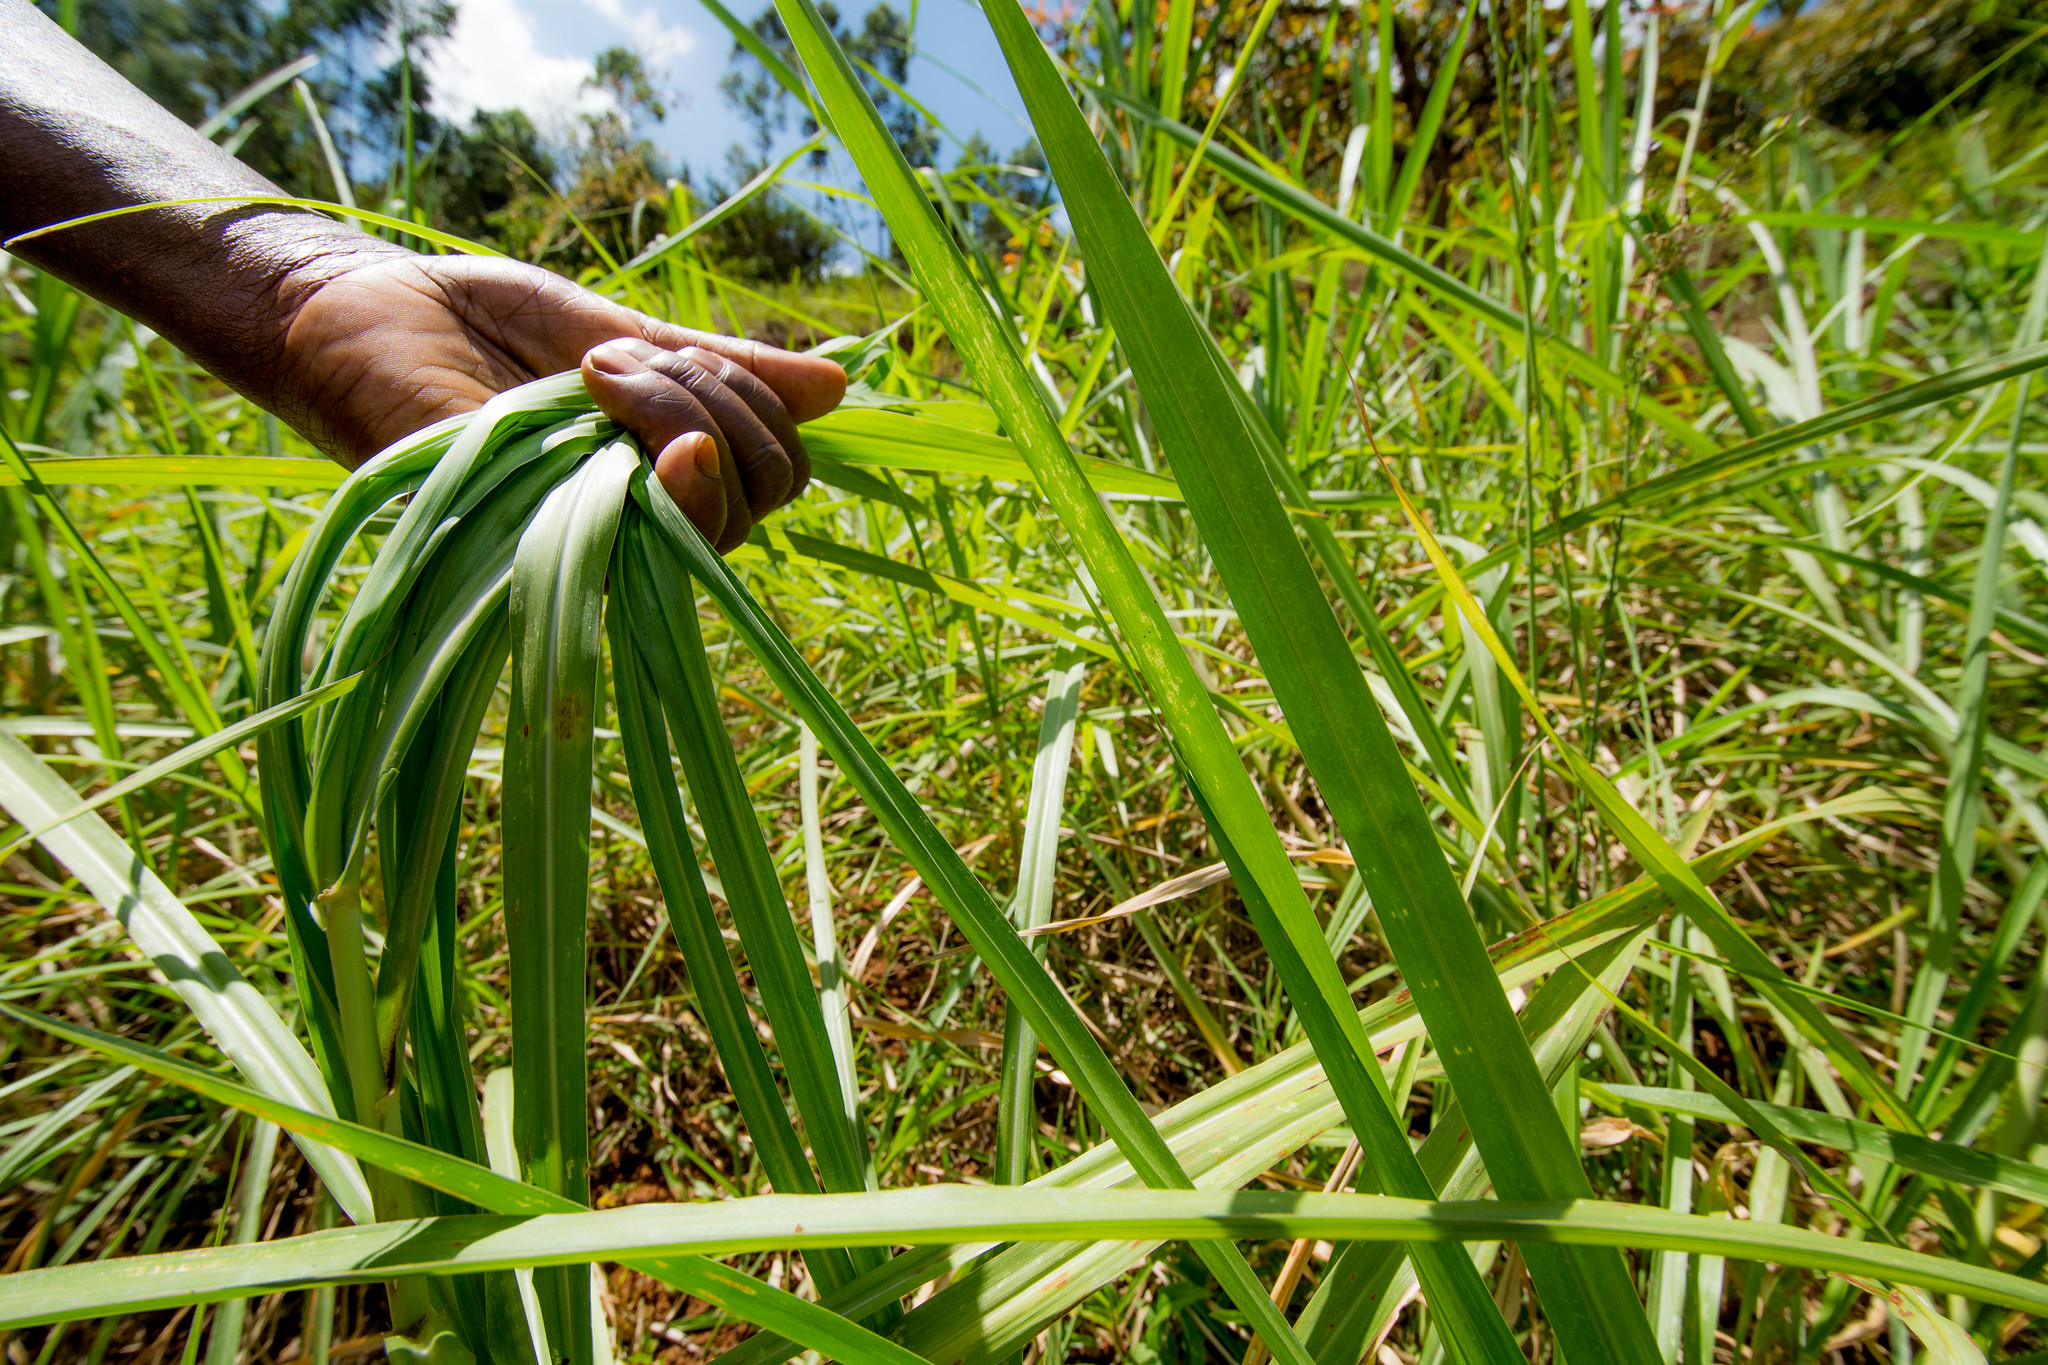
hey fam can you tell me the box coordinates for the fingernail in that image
[587,341,649,376]
[689,432,722,480]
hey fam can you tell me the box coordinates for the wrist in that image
[14,203,409,428]
[222,212,412,417]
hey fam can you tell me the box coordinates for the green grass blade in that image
[3,1006,925,1365]
[673,26,1369,1357]
[985,7,1656,1358]
[1596,1084,2048,1205]
[1902,223,2048,1107]
[610,528,877,1316]
[305,431,600,887]
[998,644,1087,1187]
[0,670,362,864]
[0,734,373,1222]
[1217,351,1470,804]
[192,54,322,136]
[805,404,1182,498]
[619,526,880,1202]
[1384,0,1477,229]
[629,470,1319,1365]
[0,455,343,490]
[502,440,639,1359]
[374,620,511,1092]
[9,1187,2044,1327]
[5,194,504,259]
[1545,338,2048,545]
[1915,860,2048,1115]
[604,581,855,1243]
[258,421,457,878]
[798,721,862,1143]
[200,1118,280,1365]
[1295,928,1651,1363]
[310,378,590,699]
[690,0,828,128]
[0,426,239,787]
[603,133,827,287]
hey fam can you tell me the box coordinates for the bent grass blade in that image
[0,1006,928,1365]
[983,4,1654,1357]
[6,1185,2044,1327]
[0,733,374,1223]
[502,439,639,1359]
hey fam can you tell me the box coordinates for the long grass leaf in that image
[986,8,1657,1358]
[502,440,639,1358]
[998,645,1087,1186]
[630,470,1319,1363]
[8,1187,2043,1327]
[2,1006,926,1365]
[0,735,373,1222]
[0,456,343,490]
[0,670,361,863]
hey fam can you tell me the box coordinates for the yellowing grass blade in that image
[1379,455,1922,1134]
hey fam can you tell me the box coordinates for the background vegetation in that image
[6,0,2048,1361]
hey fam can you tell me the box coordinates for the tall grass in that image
[5,0,2048,1362]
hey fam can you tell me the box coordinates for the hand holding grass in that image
[0,0,844,550]
[278,254,842,551]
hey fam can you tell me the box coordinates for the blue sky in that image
[422,0,1034,184]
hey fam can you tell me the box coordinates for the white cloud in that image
[583,0,699,64]
[424,0,612,126]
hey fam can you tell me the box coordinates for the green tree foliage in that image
[428,108,559,252]
[700,151,841,283]
[400,42,674,270]
[1736,0,2048,133]
[704,2,941,281]
[590,45,668,122]
[720,1,937,167]
[513,46,676,273]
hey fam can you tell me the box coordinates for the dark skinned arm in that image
[0,0,844,549]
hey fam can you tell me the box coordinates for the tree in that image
[589,45,668,123]
[720,1,937,168]
[429,109,558,251]
[700,150,841,283]
[514,46,674,272]
[1730,0,2048,135]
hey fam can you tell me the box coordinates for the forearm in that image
[0,0,403,407]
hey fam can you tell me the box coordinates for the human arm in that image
[0,0,842,549]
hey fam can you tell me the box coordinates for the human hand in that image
[4,7,842,550]
[275,252,845,551]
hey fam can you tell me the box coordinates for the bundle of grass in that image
[250,373,927,1359]
[245,360,1370,1361]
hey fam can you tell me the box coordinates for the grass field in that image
[4,0,2048,1362]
